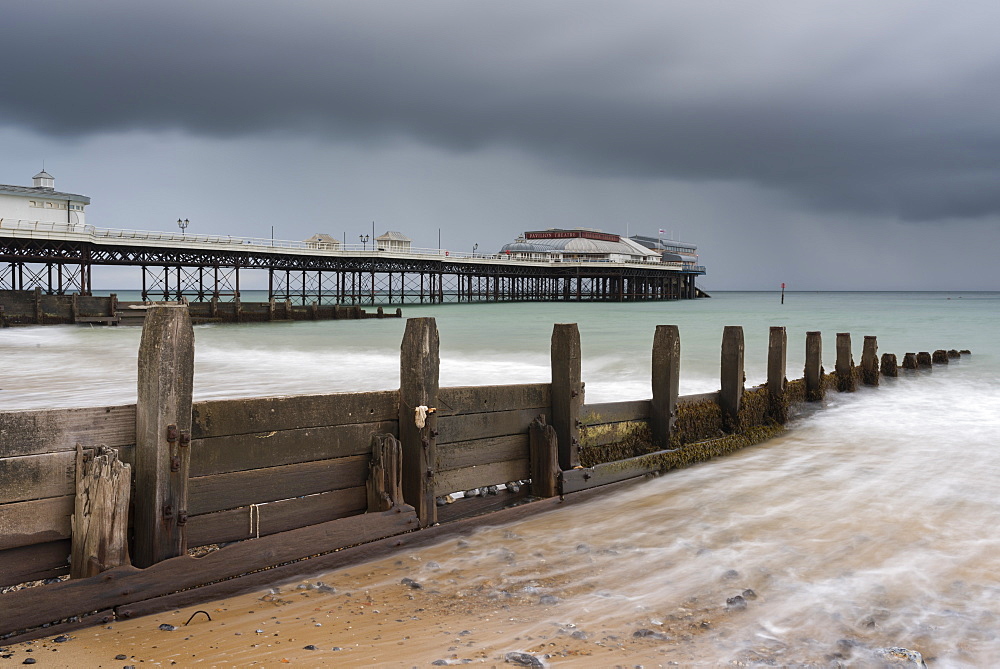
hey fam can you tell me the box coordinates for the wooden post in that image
[285,298,293,319]
[399,317,439,527]
[367,434,403,512]
[34,286,42,324]
[551,323,583,469]
[70,293,78,321]
[767,326,788,423]
[881,353,899,377]
[902,352,919,370]
[268,297,276,321]
[109,292,118,317]
[861,336,879,386]
[650,325,680,448]
[916,351,933,368]
[805,331,824,401]
[134,305,194,568]
[719,326,744,432]
[71,445,131,578]
[528,415,560,498]
[932,349,949,364]
[835,332,856,392]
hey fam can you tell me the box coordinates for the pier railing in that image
[0,310,966,643]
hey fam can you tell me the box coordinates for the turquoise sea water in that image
[2,292,998,664]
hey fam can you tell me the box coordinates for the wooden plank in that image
[0,609,115,646]
[191,390,398,439]
[0,496,73,551]
[188,454,370,515]
[436,434,529,472]
[0,506,418,636]
[433,458,530,496]
[438,384,549,415]
[561,448,678,494]
[678,391,719,406]
[399,317,439,528]
[190,420,395,477]
[580,400,650,425]
[0,405,135,457]
[437,408,545,444]
[106,480,640,631]
[0,451,76,504]
[580,420,648,448]
[436,487,531,524]
[185,486,367,547]
[0,540,70,588]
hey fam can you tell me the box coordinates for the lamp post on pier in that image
[472,243,478,257]
[359,234,369,251]
[177,218,189,235]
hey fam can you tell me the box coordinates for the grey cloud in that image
[3,1,1000,221]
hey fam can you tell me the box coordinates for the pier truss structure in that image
[0,222,705,304]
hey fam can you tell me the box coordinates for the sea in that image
[2,291,998,665]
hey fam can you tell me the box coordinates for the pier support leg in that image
[720,326,744,432]
[805,331,824,401]
[399,317,439,527]
[767,326,788,423]
[861,336,880,386]
[134,305,194,568]
[551,323,583,470]
[836,332,857,392]
[650,325,680,448]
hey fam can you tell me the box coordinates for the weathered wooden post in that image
[284,298,293,319]
[399,317,439,527]
[902,352,918,370]
[881,353,899,377]
[932,349,949,364]
[34,286,43,324]
[805,331,824,401]
[767,326,788,423]
[860,336,879,386]
[528,415,560,498]
[551,323,583,470]
[650,325,680,448]
[367,434,403,512]
[835,333,856,392]
[917,351,933,368]
[720,326,744,432]
[71,445,131,578]
[134,305,194,568]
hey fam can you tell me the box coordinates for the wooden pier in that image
[0,310,963,643]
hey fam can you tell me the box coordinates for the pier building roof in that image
[500,228,660,260]
[0,182,91,203]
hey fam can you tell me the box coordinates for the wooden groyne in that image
[0,312,966,643]
[0,289,399,326]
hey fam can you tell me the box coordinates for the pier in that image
[0,220,705,304]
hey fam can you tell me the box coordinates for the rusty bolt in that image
[430,430,439,438]
[170,455,180,472]
[166,424,178,443]
[179,430,191,447]
[178,511,188,526]
[163,504,174,519]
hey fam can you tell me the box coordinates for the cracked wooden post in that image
[134,305,194,568]
[367,434,403,512]
[720,326,744,432]
[836,332,857,392]
[650,325,680,448]
[529,415,560,498]
[881,353,899,377]
[805,331,824,401]
[861,336,880,386]
[551,323,583,470]
[399,317,439,527]
[767,326,788,423]
[71,445,131,578]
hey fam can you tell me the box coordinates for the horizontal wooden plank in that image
[678,391,720,406]
[0,609,115,646]
[437,408,547,445]
[561,448,677,494]
[436,487,531,524]
[580,420,649,449]
[580,400,650,425]
[0,496,73,551]
[0,506,418,636]
[0,451,76,504]
[0,540,70,588]
[185,486,367,547]
[434,458,530,496]
[436,434,529,473]
[191,421,395,477]
[438,384,550,415]
[188,455,369,515]
[0,404,136,457]
[192,390,398,439]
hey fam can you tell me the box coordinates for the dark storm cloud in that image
[3,1,1000,222]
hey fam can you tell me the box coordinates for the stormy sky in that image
[2,1,999,290]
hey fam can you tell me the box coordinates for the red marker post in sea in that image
[781,282,786,304]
